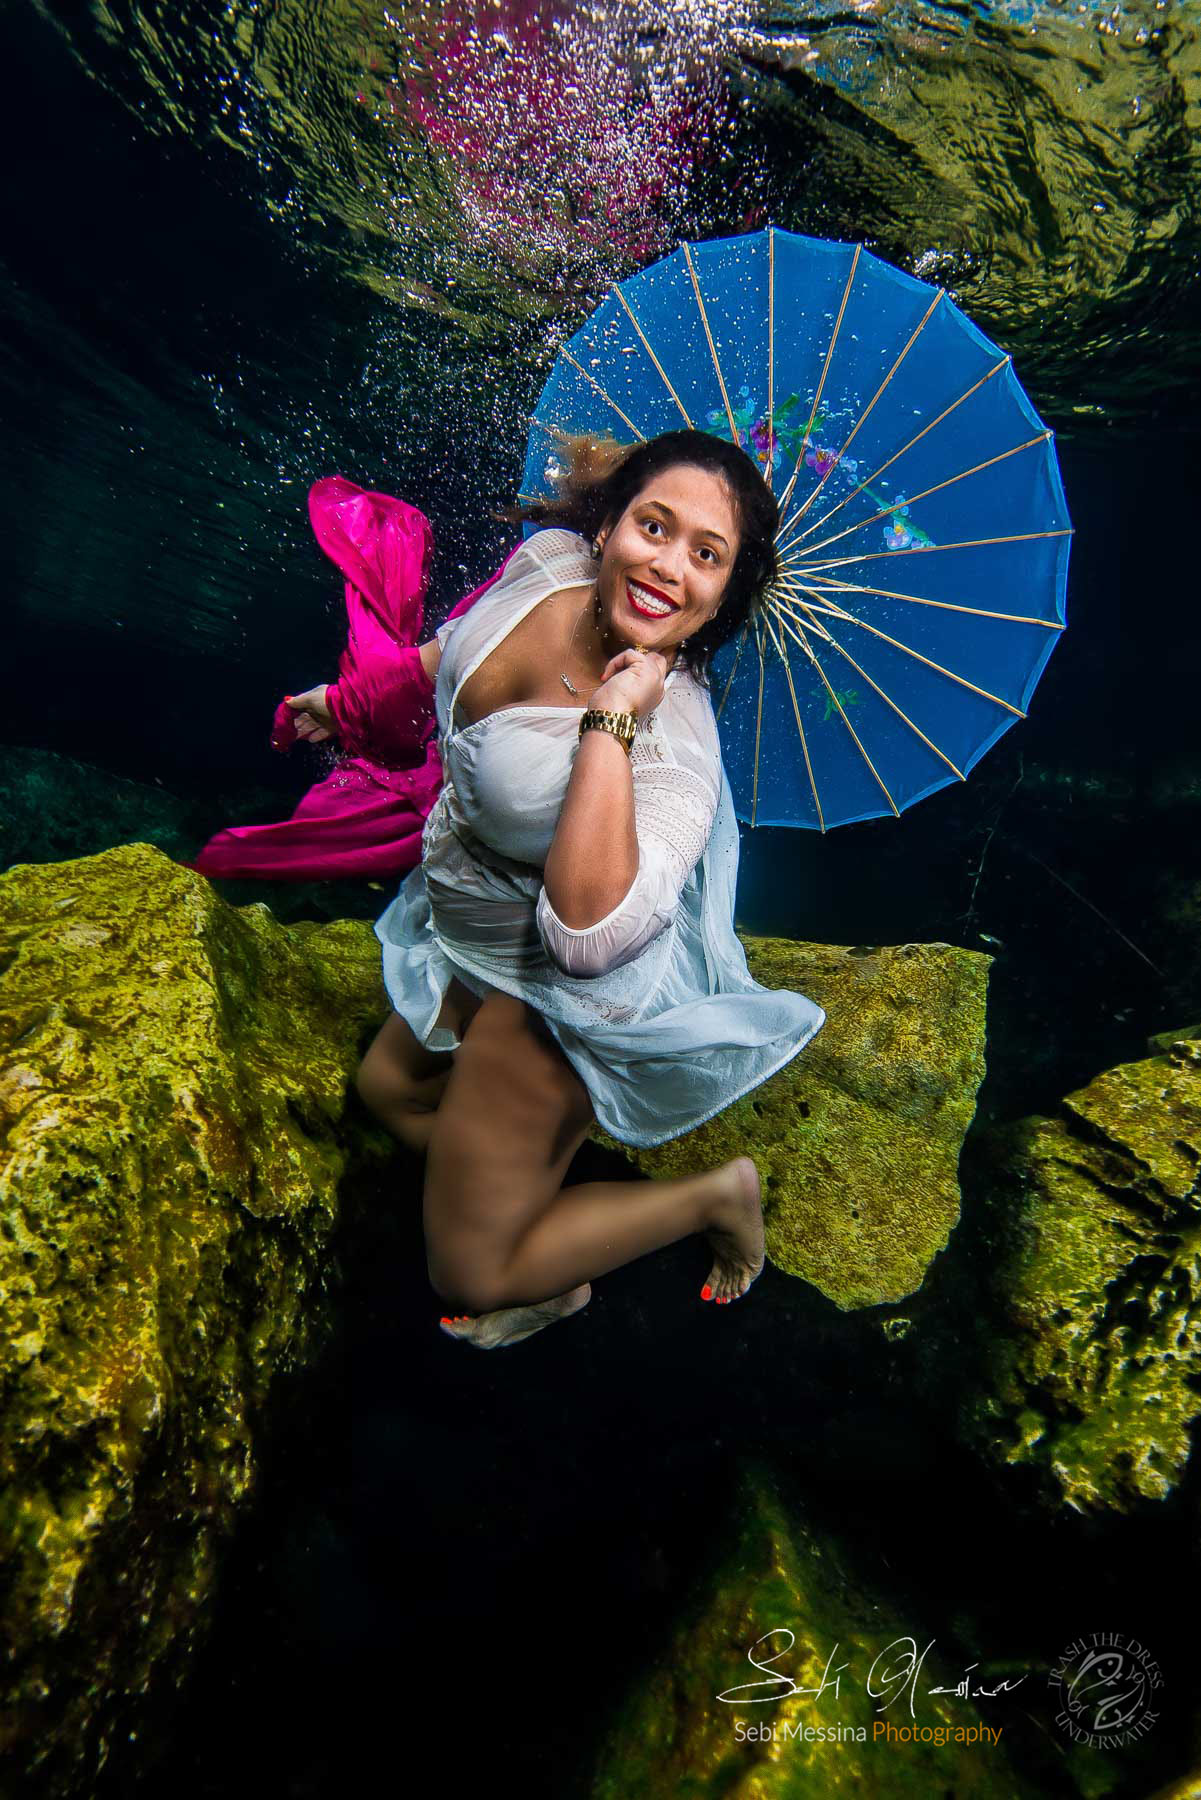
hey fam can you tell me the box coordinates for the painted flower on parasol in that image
[521,227,1072,829]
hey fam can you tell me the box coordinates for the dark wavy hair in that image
[491,428,779,686]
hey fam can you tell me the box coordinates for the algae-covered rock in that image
[585,1462,1041,1798]
[943,1041,1201,1514]
[0,744,389,927]
[1146,1020,1201,1055]
[0,843,387,1793]
[595,936,991,1311]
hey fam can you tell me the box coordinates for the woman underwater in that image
[290,428,826,1349]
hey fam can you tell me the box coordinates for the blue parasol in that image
[519,227,1072,829]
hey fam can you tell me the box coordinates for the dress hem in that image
[560,1005,828,1151]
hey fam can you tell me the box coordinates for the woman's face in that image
[595,464,741,659]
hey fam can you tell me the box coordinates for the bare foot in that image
[439,1283,592,1349]
[701,1157,765,1305]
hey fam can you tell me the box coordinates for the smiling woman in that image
[352,429,827,1351]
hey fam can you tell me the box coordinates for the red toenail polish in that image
[701,1284,712,1300]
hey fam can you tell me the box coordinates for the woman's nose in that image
[649,552,687,591]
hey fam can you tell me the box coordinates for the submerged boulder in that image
[0,844,386,1793]
[599,937,992,1310]
[927,1041,1201,1514]
[585,1462,1044,1798]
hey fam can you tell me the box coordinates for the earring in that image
[591,538,602,558]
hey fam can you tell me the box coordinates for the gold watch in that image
[578,708,638,756]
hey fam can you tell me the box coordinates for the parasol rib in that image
[547,349,647,441]
[767,227,775,491]
[778,244,862,519]
[797,357,1011,542]
[751,615,767,827]
[715,624,748,722]
[772,600,966,779]
[802,527,1073,571]
[802,574,1064,630]
[759,608,826,830]
[792,431,1052,560]
[791,584,1026,716]
[611,284,694,427]
[764,608,899,815]
[779,289,945,539]
[683,243,740,448]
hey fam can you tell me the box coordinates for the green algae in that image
[0,843,387,1792]
[942,1041,1201,1514]
[586,1463,1039,1798]
[594,936,991,1311]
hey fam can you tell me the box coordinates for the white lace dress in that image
[373,527,826,1148]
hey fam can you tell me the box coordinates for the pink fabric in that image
[188,476,519,882]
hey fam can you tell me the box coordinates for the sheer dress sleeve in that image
[535,757,719,978]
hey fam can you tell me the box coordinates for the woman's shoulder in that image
[520,526,594,584]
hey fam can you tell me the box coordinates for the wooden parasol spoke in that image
[683,242,741,450]
[778,245,862,519]
[547,347,649,442]
[772,590,841,643]
[751,614,767,826]
[765,608,900,816]
[774,605,966,780]
[803,573,1065,630]
[794,431,1053,560]
[792,583,1027,716]
[715,622,749,722]
[794,357,1011,543]
[778,290,945,541]
[801,526,1074,571]
[758,608,826,830]
[765,227,775,491]
[610,282,694,429]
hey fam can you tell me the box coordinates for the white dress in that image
[374,527,826,1148]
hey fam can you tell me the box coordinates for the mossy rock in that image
[0,843,387,1793]
[594,937,991,1311]
[1146,1020,1201,1056]
[585,1462,1044,1798]
[942,1041,1201,1514]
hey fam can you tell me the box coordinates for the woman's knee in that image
[355,1012,447,1121]
[425,1245,508,1314]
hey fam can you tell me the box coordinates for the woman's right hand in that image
[588,648,668,720]
[284,685,337,743]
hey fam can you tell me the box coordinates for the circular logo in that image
[1048,1633,1164,1747]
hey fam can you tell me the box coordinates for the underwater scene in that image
[2,0,1200,1794]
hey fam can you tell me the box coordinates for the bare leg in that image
[356,988,596,1347]
[426,992,765,1320]
[356,982,481,1155]
[494,1156,763,1307]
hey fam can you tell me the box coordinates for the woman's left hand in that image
[285,685,337,743]
[589,648,668,720]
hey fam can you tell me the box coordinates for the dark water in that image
[3,1,1200,1795]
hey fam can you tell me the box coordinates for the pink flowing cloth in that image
[189,476,517,882]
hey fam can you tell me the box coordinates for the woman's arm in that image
[537,755,719,979]
[542,650,666,928]
[419,637,441,684]
[542,728,639,927]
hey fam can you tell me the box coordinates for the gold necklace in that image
[559,585,612,697]
[560,583,652,696]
